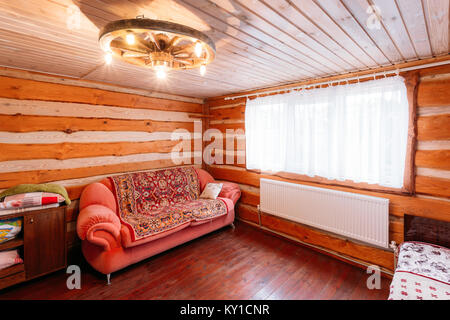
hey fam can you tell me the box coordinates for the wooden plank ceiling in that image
[0,0,448,99]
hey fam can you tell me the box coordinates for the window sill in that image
[250,169,413,196]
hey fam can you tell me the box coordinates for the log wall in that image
[0,69,204,254]
[205,65,450,272]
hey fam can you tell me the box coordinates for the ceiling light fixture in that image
[200,64,206,76]
[125,33,135,45]
[155,65,167,79]
[195,41,203,57]
[98,17,215,78]
[104,51,113,65]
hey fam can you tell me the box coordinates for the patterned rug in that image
[110,167,228,241]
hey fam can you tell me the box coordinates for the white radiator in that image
[260,178,389,248]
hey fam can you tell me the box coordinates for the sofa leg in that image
[230,223,235,230]
[106,273,111,286]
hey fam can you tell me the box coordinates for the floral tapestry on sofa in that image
[110,167,228,241]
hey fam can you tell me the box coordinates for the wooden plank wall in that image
[0,69,204,256]
[205,65,450,273]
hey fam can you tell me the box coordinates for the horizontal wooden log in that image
[208,97,246,108]
[208,123,245,133]
[417,114,450,140]
[208,166,260,187]
[236,203,259,224]
[67,185,86,201]
[389,231,403,245]
[0,66,203,104]
[0,151,201,173]
[218,137,246,151]
[415,167,450,180]
[416,175,450,198]
[415,150,450,170]
[210,105,245,121]
[205,135,246,152]
[418,78,450,107]
[418,65,450,77]
[417,140,450,151]
[0,114,195,133]
[210,148,245,160]
[0,131,194,144]
[0,76,203,113]
[259,212,394,271]
[418,105,450,116]
[239,189,260,207]
[0,140,198,161]
[0,98,196,122]
[0,158,192,189]
[208,166,450,222]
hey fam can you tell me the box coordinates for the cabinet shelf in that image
[0,263,24,279]
[0,205,66,290]
[0,238,23,251]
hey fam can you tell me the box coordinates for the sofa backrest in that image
[80,166,215,214]
[109,166,201,211]
[194,168,215,192]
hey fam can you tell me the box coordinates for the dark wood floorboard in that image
[0,222,390,300]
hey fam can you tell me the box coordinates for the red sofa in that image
[76,167,240,283]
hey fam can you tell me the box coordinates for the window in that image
[245,76,410,189]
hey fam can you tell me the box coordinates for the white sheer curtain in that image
[245,76,409,188]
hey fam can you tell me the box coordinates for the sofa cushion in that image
[120,198,230,248]
[195,168,215,192]
[190,197,233,226]
[218,181,242,205]
[200,183,223,200]
[120,221,191,248]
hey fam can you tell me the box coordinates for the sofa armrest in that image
[218,181,241,205]
[77,204,121,251]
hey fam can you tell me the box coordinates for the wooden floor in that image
[0,222,390,300]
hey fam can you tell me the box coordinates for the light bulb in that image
[195,42,203,57]
[200,64,206,76]
[155,66,167,79]
[126,33,135,45]
[104,51,113,65]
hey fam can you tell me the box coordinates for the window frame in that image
[245,71,419,195]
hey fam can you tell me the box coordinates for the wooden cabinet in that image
[0,206,67,290]
[23,207,66,279]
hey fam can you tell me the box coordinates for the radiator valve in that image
[389,240,398,252]
[389,241,399,268]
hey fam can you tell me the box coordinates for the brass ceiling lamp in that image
[99,16,216,79]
